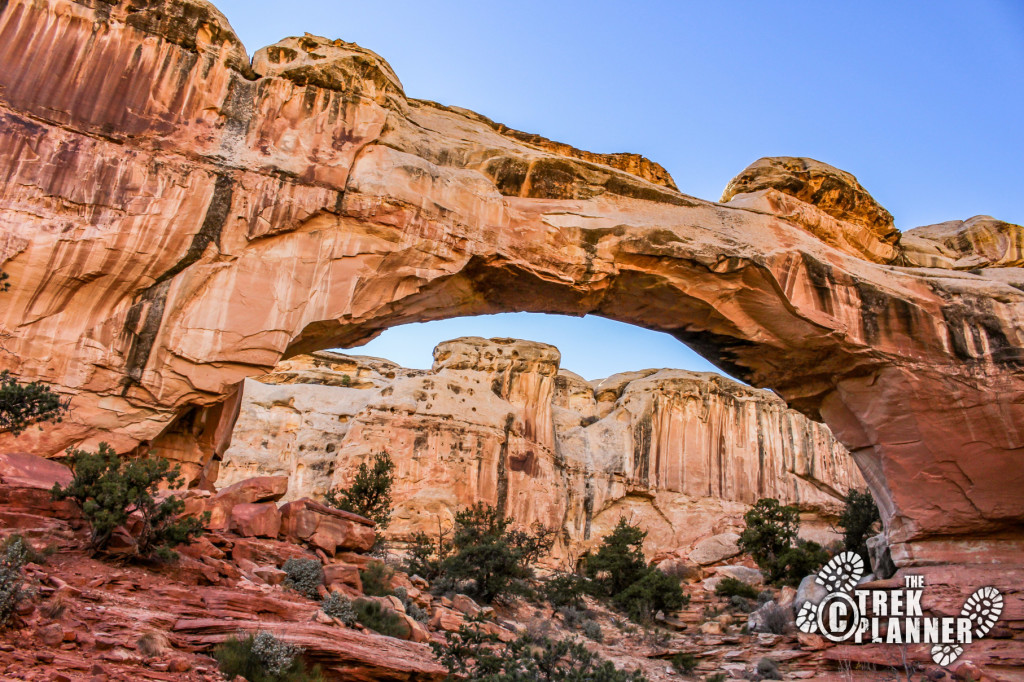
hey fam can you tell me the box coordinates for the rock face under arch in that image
[213,338,864,559]
[0,0,1022,576]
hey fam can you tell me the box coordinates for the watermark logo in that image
[795,551,1003,666]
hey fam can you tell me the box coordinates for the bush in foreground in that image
[0,537,29,628]
[51,443,206,558]
[432,617,648,681]
[282,558,323,600]
[214,631,323,682]
[320,592,355,625]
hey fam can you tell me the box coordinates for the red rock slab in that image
[230,536,317,567]
[196,586,316,621]
[280,498,375,555]
[324,562,363,593]
[214,476,289,504]
[230,502,282,538]
[172,618,447,681]
[0,452,72,489]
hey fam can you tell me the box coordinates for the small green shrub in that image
[282,558,323,600]
[405,529,449,582]
[729,595,754,613]
[0,537,29,627]
[756,657,781,680]
[352,598,411,638]
[705,674,728,682]
[213,631,323,682]
[672,652,698,674]
[610,564,687,624]
[51,443,207,557]
[557,606,589,629]
[323,452,395,531]
[0,534,53,565]
[392,586,428,623]
[775,539,830,587]
[543,572,590,609]
[837,489,880,564]
[320,592,355,625]
[581,619,603,642]
[715,576,759,600]
[359,560,393,597]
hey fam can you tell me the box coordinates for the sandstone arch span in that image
[0,0,1023,573]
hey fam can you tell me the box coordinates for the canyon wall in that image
[215,338,863,557]
[0,0,1022,578]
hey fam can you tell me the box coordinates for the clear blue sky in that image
[216,0,1024,379]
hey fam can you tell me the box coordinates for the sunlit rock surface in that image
[216,338,863,557]
[1,0,1023,579]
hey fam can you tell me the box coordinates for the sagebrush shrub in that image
[282,558,323,600]
[581,619,603,642]
[0,537,28,627]
[214,631,323,682]
[393,586,428,623]
[320,592,356,625]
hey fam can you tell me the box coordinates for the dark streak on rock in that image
[496,413,514,518]
[121,174,234,390]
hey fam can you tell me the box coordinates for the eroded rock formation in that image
[215,338,863,557]
[1,0,1022,578]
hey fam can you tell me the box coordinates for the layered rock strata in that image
[0,0,1022,577]
[215,338,864,557]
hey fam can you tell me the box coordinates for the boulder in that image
[430,606,465,632]
[747,600,793,634]
[713,565,764,586]
[253,566,287,586]
[205,477,289,530]
[279,498,375,555]
[866,534,896,579]
[323,562,362,593]
[688,533,741,566]
[0,452,72,489]
[452,594,481,617]
[230,503,282,538]
[794,574,829,614]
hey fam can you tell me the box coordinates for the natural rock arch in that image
[0,0,1022,575]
